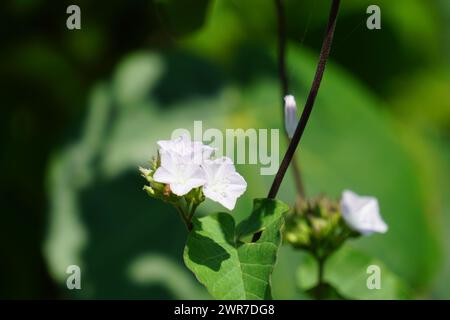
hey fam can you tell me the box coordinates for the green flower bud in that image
[284,195,360,260]
[139,166,151,177]
[143,185,155,196]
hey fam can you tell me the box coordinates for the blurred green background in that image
[1,0,449,299]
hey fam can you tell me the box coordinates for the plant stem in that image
[268,0,340,200]
[274,0,306,199]
[175,204,192,231]
[252,0,341,242]
[310,255,328,300]
[317,256,325,286]
[187,202,199,225]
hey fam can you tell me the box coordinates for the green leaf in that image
[236,198,289,238]
[296,246,412,299]
[183,198,289,300]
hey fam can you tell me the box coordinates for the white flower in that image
[284,95,297,139]
[157,134,214,163]
[151,134,247,209]
[202,157,247,210]
[153,134,212,196]
[153,151,206,196]
[340,190,388,235]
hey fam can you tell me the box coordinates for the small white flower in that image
[284,95,297,139]
[202,157,247,210]
[340,190,388,235]
[151,134,247,208]
[157,134,214,163]
[153,151,206,196]
[153,134,212,196]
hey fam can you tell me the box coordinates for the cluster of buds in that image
[284,190,388,260]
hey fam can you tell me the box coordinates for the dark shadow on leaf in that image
[186,215,231,272]
[310,12,424,95]
[229,43,277,85]
[237,199,278,240]
[79,169,191,299]
[152,52,224,106]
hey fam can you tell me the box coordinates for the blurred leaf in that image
[127,253,209,299]
[155,0,211,36]
[296,252,318,291]
[113,52,165,106]
[297,246,411,299]
[428,138,450,298]
[184,199,288,299]
[390,70,450,132]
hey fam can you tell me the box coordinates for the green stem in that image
[175,204,192,231]
[307,255,328,300]
[317,256,326,286]
[187,202,199,222]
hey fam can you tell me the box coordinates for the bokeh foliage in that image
[1,0,449,299]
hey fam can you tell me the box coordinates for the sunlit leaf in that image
[184,199,289,299]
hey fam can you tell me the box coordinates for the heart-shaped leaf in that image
[183,198,289,299]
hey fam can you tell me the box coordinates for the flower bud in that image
[284,195,354,258]
[284,95,297,139]
[143,185,155,196]
[340,190,388,235]
[139,166,151,177]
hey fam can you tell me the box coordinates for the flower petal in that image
[201,158,247,210]
[153,167,174,184]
